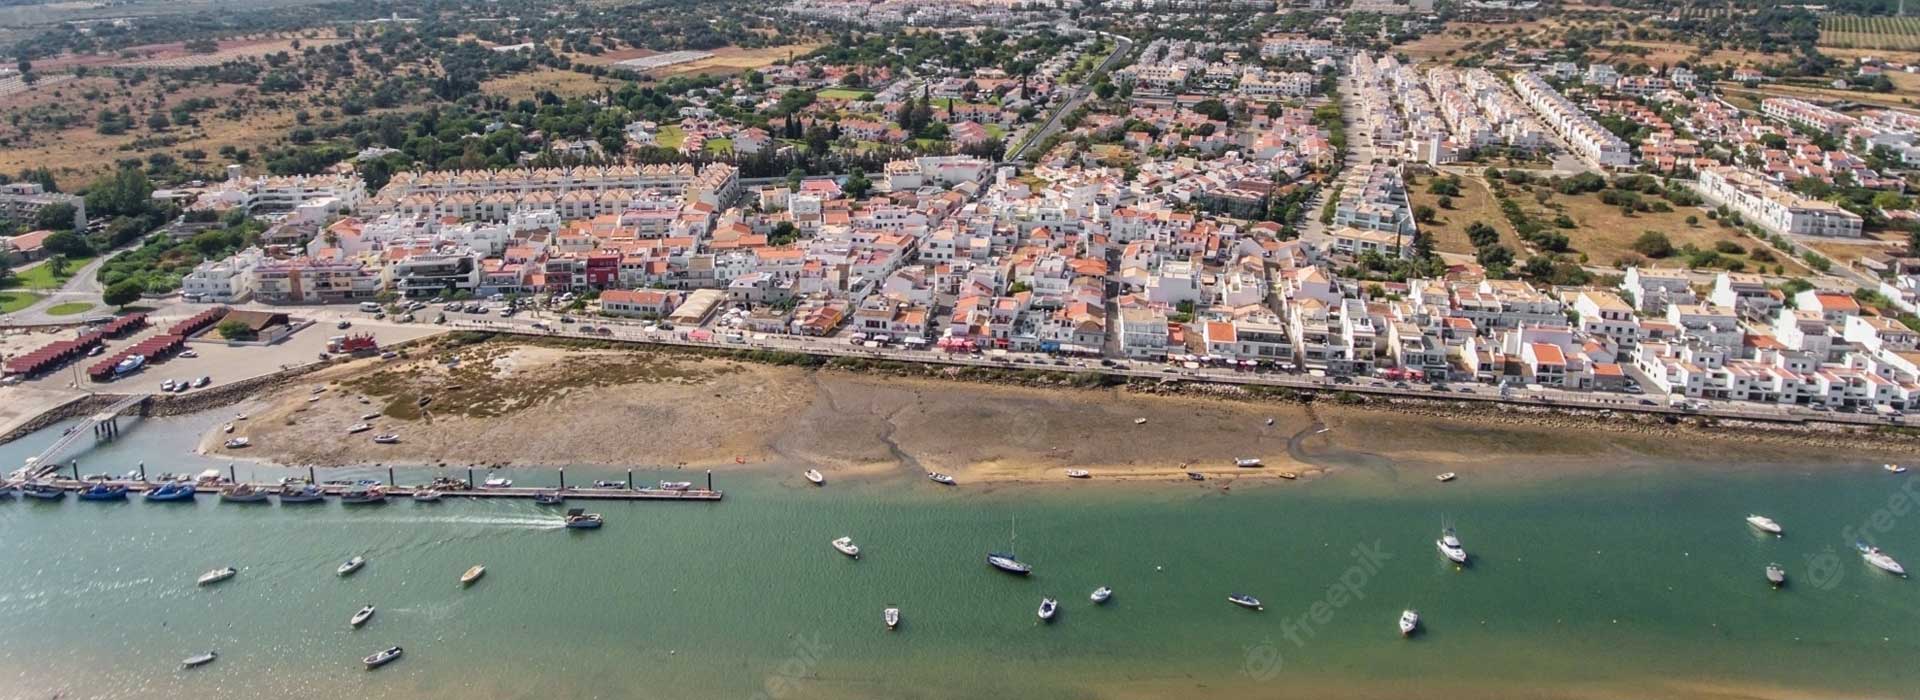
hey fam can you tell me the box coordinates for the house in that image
[600,289,682,318]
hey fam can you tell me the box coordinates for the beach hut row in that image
[168,306,230,337]
[3,331,106,377]
[100,313,149,338]
[87,334,185,382]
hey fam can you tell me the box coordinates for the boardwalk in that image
[27,478,723,502]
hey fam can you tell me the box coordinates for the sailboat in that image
[986,516,1033,575]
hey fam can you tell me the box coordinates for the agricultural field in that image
[1820,15,1920,51]
[652,44,821,78]
[111,36,346,70]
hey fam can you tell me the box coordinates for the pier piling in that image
[467,467,474,489]
[706,469,712,491]
[308,466,316,484]
[626,469,633,490]
[387,466,395,485]
[138,462,146,481]
[559,467,565,490]
[70,462,79,480]
[228,465,236,483]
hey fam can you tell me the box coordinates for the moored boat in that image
[78,483,127,501]
[1278,472,1299,480]
[804,469,825,485]
[481,474,512,488]
[346,423,371,434]
[533,490,565,505]
[144,482,196,502]
[592,480,627,489]
[658,480,693,490]
[1766,563,1786,587]
[1037,597,1058,622]
[1399,609,1421,637]
[1435,472,1457,482]
[1746,514,1783,536]
[21,481,64,500]
[1091,586,1112,604]
[987,552,1032,575]
[372,434,400,444]
[219,483,269,503]
[197,567,237,586]
[338,556,366,577]
[223,437,250,449]
[1228,593,1263,611]
[411,488,442,502]
[278,484,324,503]
[460,565,486,585]
[1186,471,1206,481]
[363,646,402,669]
[340,486,387,505]
[926,472,956,485]
[563,508,603,529]
[1887,463,1908,474]
[884,606,901,630]
[181,651,217,669]
[1065,469,1090,479]
[350,605,375,628]
[1436,527,1469,565]
[831,536,861,559]
[1234,458,1263,468]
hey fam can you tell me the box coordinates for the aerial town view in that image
[2,0,1920,697]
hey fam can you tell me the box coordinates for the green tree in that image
[843,167,873,199]
[103,280,144,308]
[40,230,93,256]
[216,319,258,341]
[1631,231,1674,258]
[83,167,155,219]
[33,203,79,231]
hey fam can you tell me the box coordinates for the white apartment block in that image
[1511,72,1633,168]
[1759,97,1857,136]
[1695,166,1863,238]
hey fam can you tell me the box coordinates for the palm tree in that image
[46,254,68,282]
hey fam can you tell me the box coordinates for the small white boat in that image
[1435,472,1457,482]
[412,488,442,502]
[1133,417,1148,425]
[1887,463,1908,474]
[1091,586,1112,604]
[1037,597,1059,621]
[1766,563,1786,587]
[346,423,371,434]
[363,646,402,669]
[884,606,901,630]
[564,508,603,529]
[1234,457,1263,468]
[220,483,269,503]
[197,567,237,586]
[337,556,366,576]
[460,565,486,585]
[658,480,694,490]
[832,536,861,559]
[1265,417,1276,426]
[1437,527,1468,565]
[222,423,234,434]
[181,651,217,669]
[1227,593,1263,611]
[1399,609,1421,637]
[1746,514,1783,536]
[1065,469,1090,479]
[372,434,400,444]
[927,472,956,485]
[361,412,382,421]
[223,437,250,449]
[482,475,512,488]
[350,605,375,628]
[1859,542,1907,576]
[805,469,825,485]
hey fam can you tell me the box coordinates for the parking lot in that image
[13,318,445,396]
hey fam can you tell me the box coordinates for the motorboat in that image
[926,472,956,485]
[340,486,387,505]
[1858,542,1907,576]
[350,605,376,628]
[222,423,234,434]
[220,483,269,503]
[1766,563,1786,587]
[533,490,565,505]
[460,565,486,585]
[1399,609,1421,637]
[1091,587,1112,604]
[21,481,64,500]
[278,484,324,503]
[223,437,250,449]
[372,434,400,444]
[1037,597,1059,622]
[884,606,901,630]
[987,552,1032,575]
[1234,458,1263,468]
[346,423,372,434]
[658,481,694,491]
[361,413,382,421]
[197,567,237,586]
[1228,594,1263,611]
[592,480,627,489]
[482,475,512,488]
[144,482,196,502]
[1186,471,1206,481]
[1278,472,1299,480]
[1133,417,1148,425]
[832,536,861,559]
[411,488,442,502]
[564,509,603,529]
[1746,514,1783,536]
[181,651,217,669]
[338,556,366,577]
[1437,527,1469,565]
[1065,469,1090,479]
[1886,464,1908,474]
[78,483,127,501]
[804,469,825,485]
[363,646,403,669]
[1435,472,1457,482]
[1265,418,1276,426]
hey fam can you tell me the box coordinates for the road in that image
[1006,33,1133,163]
[1,255,113,326]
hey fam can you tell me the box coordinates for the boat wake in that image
[309,514,569,530]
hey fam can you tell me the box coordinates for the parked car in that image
[337,320,353,329]
[193,376,211,388]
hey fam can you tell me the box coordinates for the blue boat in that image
[77,483,128,501]
[20,482,65,500]
[144,482,196,502]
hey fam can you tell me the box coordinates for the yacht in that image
[363,646,403,669]
[533,490,565,505]
[372,434,401,444]
[460,565,486,585]
[1037,597,1059,622]
[78,483,127,501]
[197,567,237,586]
[278,484,325,503]
[144,482,195,502]
[1766,563,1786,587]
[350,605,375,628]
[884,606,901,630]
[987,552,1032,574]
[1886,463,1908,474]
[181,651,217,669]
[21,481,64,500]
[927,472,956,485]
[804,469,825,485]
[1435,472,1457,482]
[1436,527,1469,565]
[340,486,387,505]
[338,556,366,577]
[346,423,372,434]
[564,509,603,529]
[411,488,443,502]
[1227,594,1263,611]
[1065,469,1090,479]
[1399,609,1421,637]
[220,483,269,503]
[1746,514,1783,536]
[223,437,250,449]
[1858,542,1908,576]
[482,474,513,488]
[832,536,861,559]
[1234,458,1263,468]
[1091,587,1112,604]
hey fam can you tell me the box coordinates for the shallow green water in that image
[0,413,1916,699]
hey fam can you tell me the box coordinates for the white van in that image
[359,302,382,312]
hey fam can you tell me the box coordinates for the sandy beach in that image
[207,338,1906,483]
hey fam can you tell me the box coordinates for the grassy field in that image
[654,125,686,149]
[1408,174,1517,256]
[1821,15,1920,51]
[0,291,42,314]
[653,44,822,78]
[817,88,874,101]
[7,257,92,290]
[44,302,94,316]
[478,68,613,100]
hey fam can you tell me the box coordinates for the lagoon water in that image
[0,412,1917,699]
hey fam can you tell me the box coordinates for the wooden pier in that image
[32,478,722,502]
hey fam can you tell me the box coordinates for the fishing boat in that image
[1065,469,1090,479]
[1746,514,1783,536]
[1399,609,1421,637]
[1091,587,1112,604]
[197,567,237,586]
[363,646,403,669]
[803,469,825,485]
[77,483,127,501]
[1186,471,1206,481]
[658,480,693,490]
[338,556,366,577]
[926,472,956,485]
[340,486,387,505]
[372,434,400,444]
[1887,463,1908,474]
[278,484,324,503]
[350,605,375,628]
[346,423,372,434]
[564,509,603,529]
[21,481,64,500]
[533,490,565,505]
[181,651,217,669]
[144,482,196,502]
[460,565,486,585]
[411,488,442,502]
[884,606,901,630]
[1435,472,1457,482]
[1766,563,1786,587]
[481,474,512,488]
[1436,527,1469,565]
[223,437,250,449]
[1228,593,1263,611]
[1037,597,1059,622]
[1858,542,1907,576]
[831,536,861,559]
[1234,458,1263,468]
[220,483,269,503]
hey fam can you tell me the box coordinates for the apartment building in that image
[0,183,85,231]
[1759,97,1857,136]
[1695,166,1863,238]
[1510,72,1633,168]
